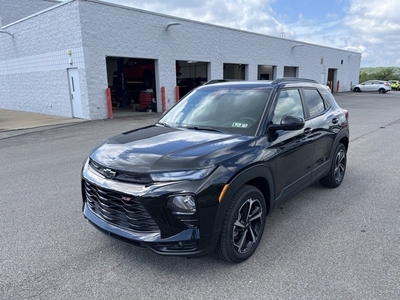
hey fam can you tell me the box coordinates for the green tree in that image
[375,67,395,81]
[359,71,369,83]
[359,67,400,82]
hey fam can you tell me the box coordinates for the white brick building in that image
[0,0,361,120]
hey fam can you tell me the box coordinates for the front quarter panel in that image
[206,163,275,251]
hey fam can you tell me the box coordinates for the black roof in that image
[199,78,322,90]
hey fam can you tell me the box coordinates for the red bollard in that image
[106,88,113,119]
[175,86,180,102]
[161,86,166,112]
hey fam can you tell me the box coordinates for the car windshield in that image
[158,86,272,135]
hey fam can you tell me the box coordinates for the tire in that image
[216,185,266,263]
[353,87,361,92]
[320,143,347,188]
[378,88,385,94]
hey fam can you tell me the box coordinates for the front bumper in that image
[84,203,203,254]
[81,159,226,257]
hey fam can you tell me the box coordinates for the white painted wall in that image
[0,0,361,120]
[0,1,89,118]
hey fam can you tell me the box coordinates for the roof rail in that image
[272,77,318,84]
[203,79,244,85]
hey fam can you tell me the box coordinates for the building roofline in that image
[84,0,360,55]
[1,0,69,29]
[3,0,360,56]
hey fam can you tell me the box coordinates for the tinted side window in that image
[320,90,335,107]
[303,89,325,118]
[273,89,304,124]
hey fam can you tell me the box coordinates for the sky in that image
[101,0,400,67]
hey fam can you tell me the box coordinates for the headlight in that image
[150,167,214,182]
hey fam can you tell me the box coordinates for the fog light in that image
[168,195,196,215]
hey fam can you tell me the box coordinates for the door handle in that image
[332,118,339,124]
[303,127,312,135]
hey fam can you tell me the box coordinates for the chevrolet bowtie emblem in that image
[103,168,117,179]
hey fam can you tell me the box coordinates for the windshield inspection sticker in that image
[232,122,249,128]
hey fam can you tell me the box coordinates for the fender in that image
[206,164,276,250]
[332,128,349,155]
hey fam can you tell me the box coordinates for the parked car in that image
[352,80,391,93]
[389,80,399,91]
[81,78,349,263]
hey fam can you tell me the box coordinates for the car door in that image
[268,88,314,200]
[301,88,337,181]
[371,81,381,92]
[363,81,374,91]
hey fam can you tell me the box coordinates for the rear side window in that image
[320,90,335,107]
[303,89,325,118]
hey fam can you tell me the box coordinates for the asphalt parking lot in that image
[1,92,399,299]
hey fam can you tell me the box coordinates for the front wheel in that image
[216,185,266,263]
[353,87,361,92]
[320,143,347,188]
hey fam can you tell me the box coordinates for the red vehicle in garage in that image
[123,58,155,90]
[123,59,181,90]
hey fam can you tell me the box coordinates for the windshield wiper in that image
[183,126,223,133]
[156,122,172,128]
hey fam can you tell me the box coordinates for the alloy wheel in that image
[232,198,263,254]
[334,148,346,184]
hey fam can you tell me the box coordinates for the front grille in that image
[84,180,159,232]
[89,159,152,184]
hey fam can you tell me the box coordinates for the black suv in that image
[82,78,349,263]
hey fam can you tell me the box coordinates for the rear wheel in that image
[320,143,347,188]
[378,88,385,94]
[216,185,266,263]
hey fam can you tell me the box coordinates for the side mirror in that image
[268,115,305,132]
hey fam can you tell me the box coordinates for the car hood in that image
[90,125,255,173]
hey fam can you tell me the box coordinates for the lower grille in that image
[151,240,198,251]
[84,180,159,233]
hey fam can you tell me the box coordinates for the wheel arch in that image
[213,164,275,231]
[331,130,349,161]
[339,135,349,151]
[228,165,273,212]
